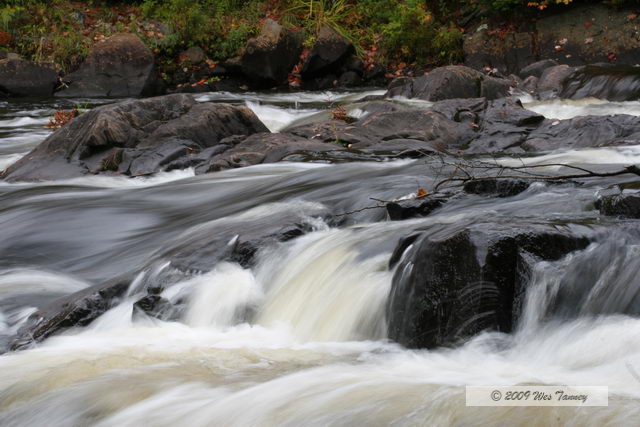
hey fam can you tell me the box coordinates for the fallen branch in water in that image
[335,158,640,217]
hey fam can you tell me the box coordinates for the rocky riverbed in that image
[2,48,640,424]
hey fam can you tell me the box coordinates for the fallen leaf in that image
[417,188,427,197]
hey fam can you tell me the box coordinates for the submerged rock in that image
[387,223,593,349]
[0,58,58,97]
[56,33,163,97]
[596,191,640,218]
[463,178,531,197]
[10,279,129,350]
[133,294,174,320]
[386,197,449,220]
[2,94,268,181]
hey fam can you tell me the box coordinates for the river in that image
[0,91,639,426]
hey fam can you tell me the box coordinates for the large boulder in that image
[560,64,640,101]
[1,94,269,181]
[386,65,513,101]
[56,33,163,97]
[301,25,354,79]
[387,222,594,349]
[240,19,304,88]
[0,58,58,97]
[464,30,536,75]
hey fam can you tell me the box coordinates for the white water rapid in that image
[1,92,640,426]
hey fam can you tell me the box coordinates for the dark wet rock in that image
[429,96,640,153]
[519,59,559,79]
[133,295,174,320]
[464,30,536,75]
[57,33,163,97]
[338,71,362,88]
[304,74,337,90]
[363,63,386,85]
[341,55,364,75]
[2,94,268,181]
[386,76,413,98]
[301,25,354,79]
[291,107,467,151]
[0,58,58,97]
[430,97,485,121]
[222,56,243,75]
[463,97,545,153]
[560,64,640,102]
[387,66,513,101]
[464,178,531,197]
[10,279,129,350]
[596,191,640,218]
[386,197,449,220]
[173,83,211,94]
[522,75,539,92]
[197,132,331,173]
[523,114,640,152]
[387,222,594,349]
[537,64,575,95]
[356,100,411,116]
[240,19,304,88]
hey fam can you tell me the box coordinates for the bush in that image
[140,0,260,59]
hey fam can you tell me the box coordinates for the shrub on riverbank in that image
[1,0,638,76]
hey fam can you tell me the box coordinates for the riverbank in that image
[2,0,640,96]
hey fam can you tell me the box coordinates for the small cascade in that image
[255,228,394,342]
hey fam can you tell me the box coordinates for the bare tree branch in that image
[334,159,640,218]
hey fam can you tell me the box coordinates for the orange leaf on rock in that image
[417,188,427,197]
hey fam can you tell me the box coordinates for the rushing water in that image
[1,91,640,426]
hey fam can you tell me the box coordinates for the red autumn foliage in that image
[0,30,11,46]
[46,109,78,129]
